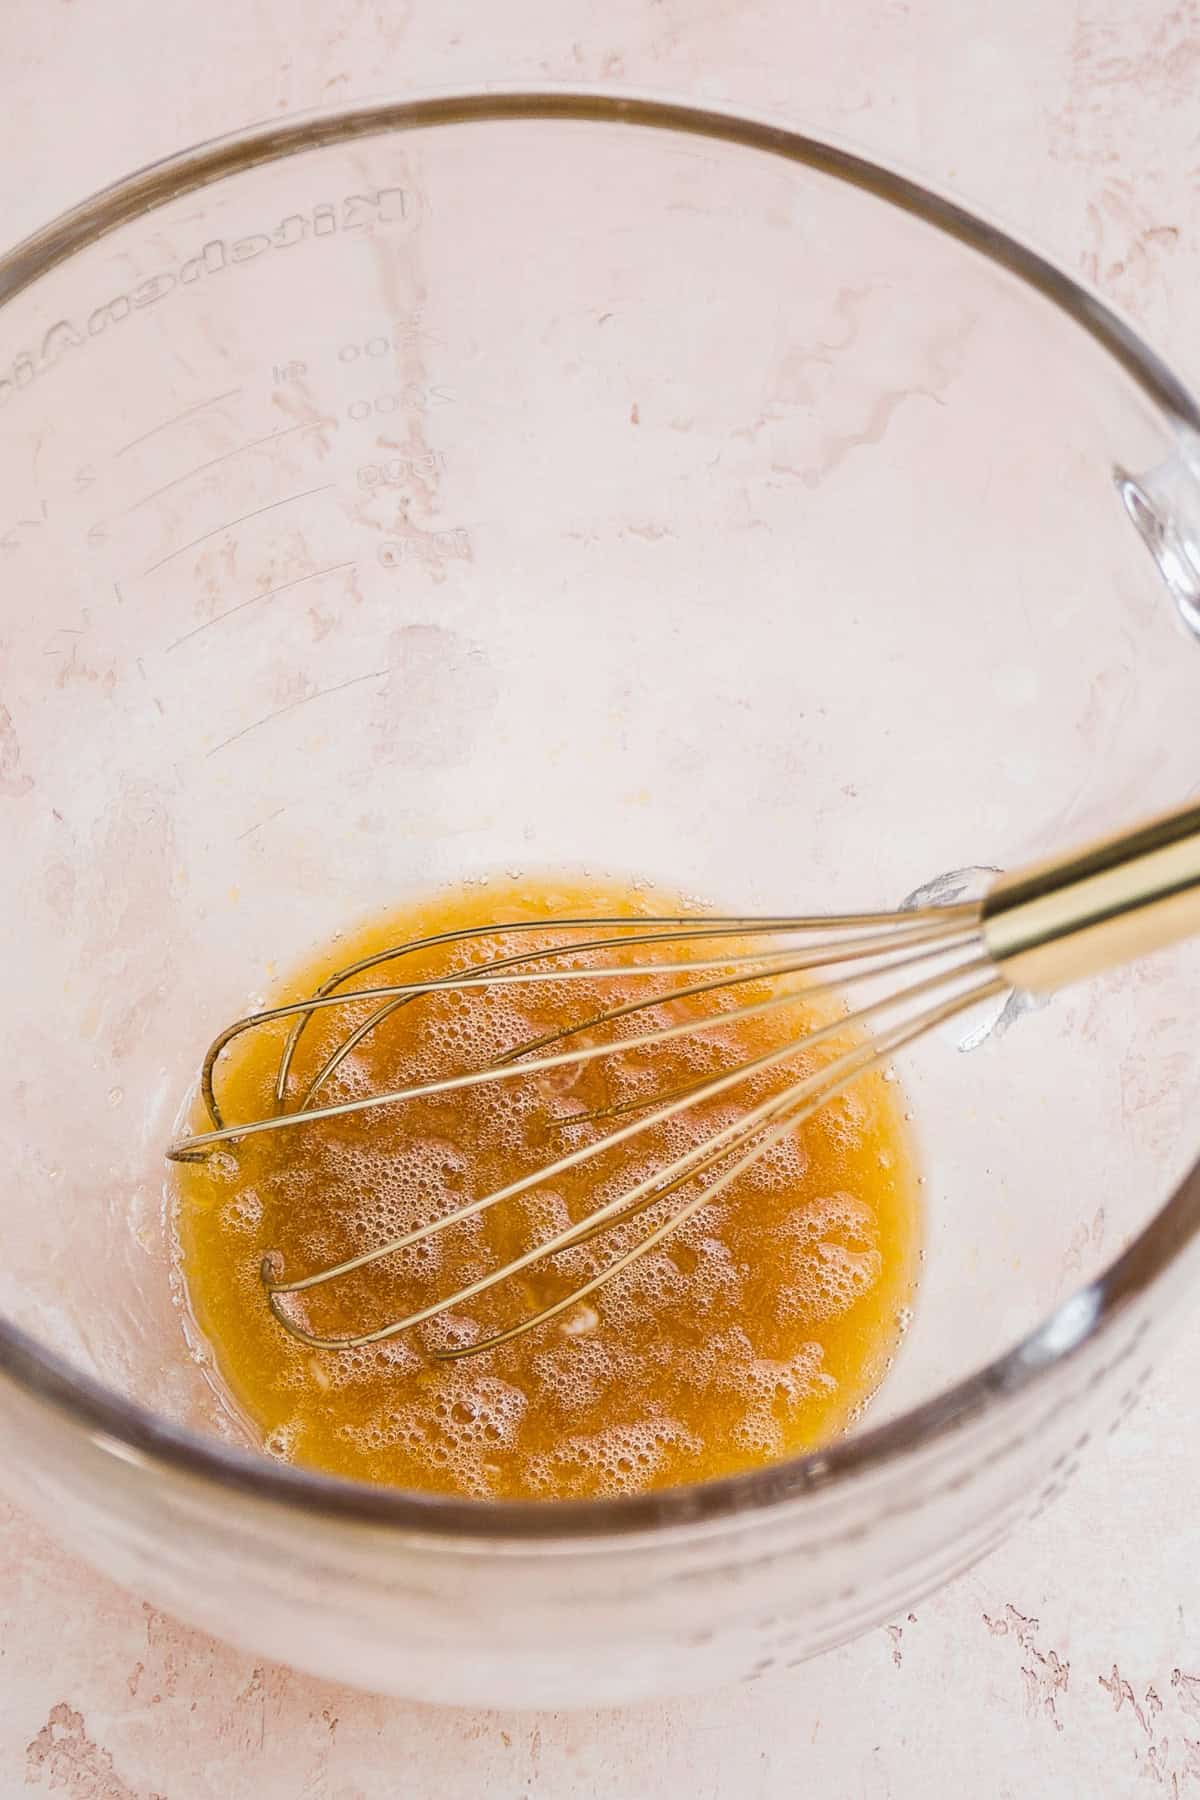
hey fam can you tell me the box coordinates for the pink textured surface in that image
[4,0,1200,1791]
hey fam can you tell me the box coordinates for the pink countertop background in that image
[5,0,1200,1792]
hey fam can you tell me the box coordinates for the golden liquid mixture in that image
[173,876,921,1500]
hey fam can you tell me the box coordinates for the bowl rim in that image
[2,86,1198,1543]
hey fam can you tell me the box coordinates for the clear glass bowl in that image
[1,91,1199,1707]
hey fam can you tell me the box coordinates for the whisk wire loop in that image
[168,902,989,1356]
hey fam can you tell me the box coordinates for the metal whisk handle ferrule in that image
[982,800,1200,994]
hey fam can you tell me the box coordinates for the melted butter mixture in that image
[173,875,921,1500]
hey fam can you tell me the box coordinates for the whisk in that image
[167,801,1200,1360]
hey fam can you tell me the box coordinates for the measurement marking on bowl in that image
[165,559,357,652]
[114,386,244,457]
[143,483,334,575]
[206,665,388,756]
[125,417,336,514]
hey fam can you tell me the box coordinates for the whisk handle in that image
[982,800,1200,993]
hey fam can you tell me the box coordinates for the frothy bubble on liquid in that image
[264,1422,299,1461]
[542,1415,704,1498]
[340,1371,531,1496]
[223,1187,263,1233]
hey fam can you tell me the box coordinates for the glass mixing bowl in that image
[1,92,1199,1708]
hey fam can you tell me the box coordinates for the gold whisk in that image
[167,801,1200,1360]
